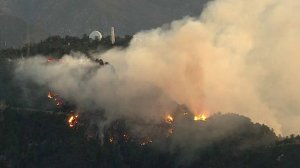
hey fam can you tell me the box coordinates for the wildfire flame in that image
[109,137,114,144]
[47,91,64,107]
[55,98,64,106]
[68,114,79,128]
[165,115,174,124]
[47,91,54,99]
[194,114,207,121]
[47,57,61,63]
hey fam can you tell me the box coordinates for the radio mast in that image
[111,26,116,45]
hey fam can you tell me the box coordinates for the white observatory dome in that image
[89,31,103,41]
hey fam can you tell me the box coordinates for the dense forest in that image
[1,35,300,168]
[0,34,132,59]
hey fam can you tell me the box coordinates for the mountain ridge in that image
[0,0,210,48]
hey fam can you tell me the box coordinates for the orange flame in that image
[68,114,79,128]
[47,92,54,99]
[109,137,114,144]
[165,115,174,124]
[56,99,64,106]
[194,114,207,121]
[48,91,64,106]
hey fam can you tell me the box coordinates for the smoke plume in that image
[15,0,300,135]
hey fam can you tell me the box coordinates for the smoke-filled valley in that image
[1,0,300,167]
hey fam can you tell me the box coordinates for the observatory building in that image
[89,31,103,41]
[89,27,116,44]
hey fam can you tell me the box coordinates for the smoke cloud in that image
[15,0,300,135]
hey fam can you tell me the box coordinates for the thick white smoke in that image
[15,0,300,135]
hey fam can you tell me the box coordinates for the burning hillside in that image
[46,84,209,145]
[12,1,300,156]
[1,0,300,166]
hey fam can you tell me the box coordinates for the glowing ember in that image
[47,57,60,63]
[68,114,79,127]
[47,57,55,62]
[194,114,207,121]
[109,137,114,144]
[165,115,174,124]
[56,98,64,106]
[140,140,153,146]
[47,91,55,99]
[47,91,64,106]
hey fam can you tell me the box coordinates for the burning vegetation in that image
[44,57,212,146]
[164,115,174,124]
[47,91,81,128]
[68,114,79,128]
[47,91,64,107]
[46,87,210,146]
[47,57,61,63]
[194,114,207,121]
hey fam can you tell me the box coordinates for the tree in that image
[0,100,7,121]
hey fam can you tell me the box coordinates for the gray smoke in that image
[15,0,300,136]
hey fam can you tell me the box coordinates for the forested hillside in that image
[1,36,300,168]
